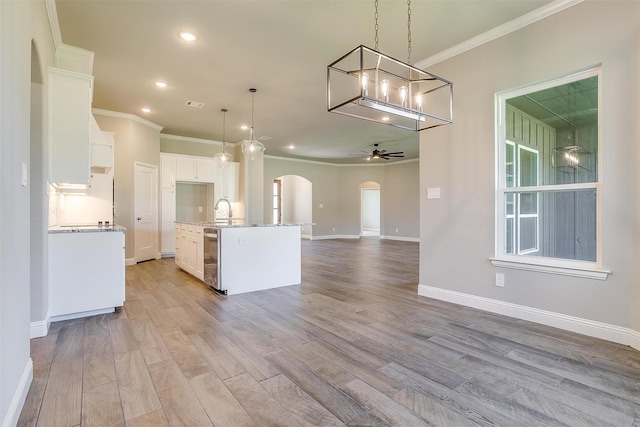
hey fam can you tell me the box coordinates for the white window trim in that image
[494,67,608,280]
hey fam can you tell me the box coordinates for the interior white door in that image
[134,162,159,262]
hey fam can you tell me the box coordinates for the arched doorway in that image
[360,181,381,237]
[274,175,313,238]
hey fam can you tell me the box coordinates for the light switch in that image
[319,203,324,208]
[427,187,441,199]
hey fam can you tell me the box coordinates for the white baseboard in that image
[49,307,115,323]
[30,318,50,338]
[125,257,136,266]
[310,234,360,241]
[418,284,639,349]
[301,234,312,240]
[630,329,640,351]
[381,235,420,242]
[161,252,175,258]
[2,358,33,427]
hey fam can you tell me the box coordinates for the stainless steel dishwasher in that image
[203,228,224,293]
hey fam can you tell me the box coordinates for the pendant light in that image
[327,0,453,131]
[241,88,266,160]
[214,108,233,169]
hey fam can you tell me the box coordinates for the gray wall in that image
[95,113,161,260]
[419,1,639,331]
[264,156,419,239]
[0,0,55,423]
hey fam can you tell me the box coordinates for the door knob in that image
[137,217,142,221]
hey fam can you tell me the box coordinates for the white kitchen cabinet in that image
[161,155,177,189]
[215,161,239,202]
[176,156,216,183]
[161,154,178,256]
[161,187,176,254]
[174,224,182,265]
[175,223,204,280]
[91,130,114,174]
[48,67,93,185]
[49,230,125,320]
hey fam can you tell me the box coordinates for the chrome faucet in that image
[214,198,233,225]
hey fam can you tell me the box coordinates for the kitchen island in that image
[48,225,126,321]
[175,222,302,295]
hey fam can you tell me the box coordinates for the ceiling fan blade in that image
[385,151,404,155]
[387,154,405,157]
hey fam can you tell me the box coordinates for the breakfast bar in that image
[175,222,303,295]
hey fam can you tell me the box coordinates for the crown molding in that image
[264,154,418,168]
[92,109,164,131]
[161,133,223,147]
[44,0,62,47]
[416,0,584,69]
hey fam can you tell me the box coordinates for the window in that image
[273,179,282,224]
[494,68,608,279]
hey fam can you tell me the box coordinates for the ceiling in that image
[55,0,552,164]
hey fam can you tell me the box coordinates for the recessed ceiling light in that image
[382,116,390,121]
[288,145,295,149]
[154,81,168,88]
[178,31,197,42]
[141,107,151,113]
[240,125,249,130]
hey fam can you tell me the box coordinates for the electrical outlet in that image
[332,227,336,231]
[395,228,399,233]
[495,273,505,287]
[198,206,203,212]
[427,187,441,199]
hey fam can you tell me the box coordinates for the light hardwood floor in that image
[19,238,640,426]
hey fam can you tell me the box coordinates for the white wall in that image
[1,0,56,424]
[419,1,640,346]
[94,112,161,261]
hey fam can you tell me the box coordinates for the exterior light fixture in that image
[241,88,266,160]
[327,0,453,131]
[214,108,233,168]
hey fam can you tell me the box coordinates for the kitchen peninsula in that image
[48,225,126,320]
[175,222,302,295]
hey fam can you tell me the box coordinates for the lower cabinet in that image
[175,224,204,281]
[49,231,125,319]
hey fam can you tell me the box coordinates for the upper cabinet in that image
[216,162,240,202]
[161,155,177,188]
[90,117,114,174]
[176,156,216,183]
[48,67,93,186]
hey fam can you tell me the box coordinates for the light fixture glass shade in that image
[327,45,453,131]
[214,149,233,169]
[215,108,233,168]
[242,88,266,160]
[241,138,265,161]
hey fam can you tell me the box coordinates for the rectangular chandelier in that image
[327,45,453,131]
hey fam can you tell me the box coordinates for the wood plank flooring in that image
[19,238,640,426]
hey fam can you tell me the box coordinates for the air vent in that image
[185,100,204,108]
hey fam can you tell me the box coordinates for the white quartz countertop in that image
[49,224,126,234]
[175,221,313,229]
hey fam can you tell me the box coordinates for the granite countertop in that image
[48,224,126,234]
[175,221,313,229]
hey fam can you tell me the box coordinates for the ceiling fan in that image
[363,144,405,160]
